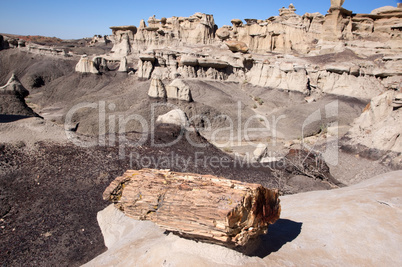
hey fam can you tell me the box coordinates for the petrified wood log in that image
[103,169,281,247]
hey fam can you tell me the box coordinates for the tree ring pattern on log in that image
[103,168,281,247]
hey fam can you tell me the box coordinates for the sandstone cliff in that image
[100,1,401,100]
[110,2,402,56]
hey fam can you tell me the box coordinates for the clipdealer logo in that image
[64,100,339,167]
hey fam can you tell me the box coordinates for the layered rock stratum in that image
[87,1,402,102]
[74,0,401,164]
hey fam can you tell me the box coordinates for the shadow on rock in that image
[0,114,33,123]
[244,219,302,258]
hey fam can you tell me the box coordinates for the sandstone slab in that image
[198,58,228,69]
[156,109,188,127]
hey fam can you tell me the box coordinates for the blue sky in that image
[0,0,400,39]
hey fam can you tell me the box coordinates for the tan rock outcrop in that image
[148,78,166,98]
[321,5,353,41]
[166,79,193,102]
[198,58,228,69]
[346,90,402,153]
[228,4,322,54]
[371,6,400,15]
[247,62,309,93]
[230,19,243,27]
[89,34,109,45]
[75,55,99,74]
[253,143,269,162]
[180,55,199,66]
[330,0,345,8]
[156,109,189,127]
[137,52,155,79]
[131,45,397,99]
[105,2,401,59]
[109,26,136,57]
[318,71,385,99]
[110,13,217,54]
[279,4,297,17]
[139,52,156,62]
[102,1,401,100]
[216,27,231,40]
[26,44,68,57]
[225,40,248,53]
[118,56,128,72]
[0,73,30,97]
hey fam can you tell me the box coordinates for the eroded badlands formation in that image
[78,1,402,100]
[74,1,402,164]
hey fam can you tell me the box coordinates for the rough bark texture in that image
[103,169,281,247]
